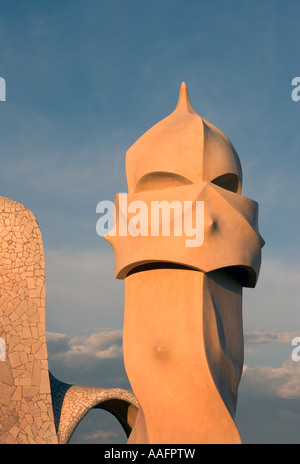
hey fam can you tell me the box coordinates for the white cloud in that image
[78,429,119,442]
[245,330,300,345]
[47,328,123,364]
[47,332,69,343]
[243,359,300,400]
[46,326,129,391]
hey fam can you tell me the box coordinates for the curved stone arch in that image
[49,372,139,444]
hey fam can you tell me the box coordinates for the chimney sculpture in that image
[106,83,264,444]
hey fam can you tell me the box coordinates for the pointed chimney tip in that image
[175,82,196,114]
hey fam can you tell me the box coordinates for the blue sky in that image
[0,0,299,444]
